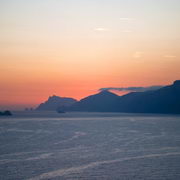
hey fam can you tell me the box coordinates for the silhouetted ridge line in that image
[68,90,119,112]
[36,95,77,111]
[36,80,180,114]
[69,80,180,114]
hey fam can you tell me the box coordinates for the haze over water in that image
[1,112,180,180]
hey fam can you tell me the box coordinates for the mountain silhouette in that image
[69,90,119,112]
[36,95,77,111]
[69,80,180,114]
[114,80,180,114]
[36,80,180,114]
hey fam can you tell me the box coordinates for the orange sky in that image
[0,0,180,110]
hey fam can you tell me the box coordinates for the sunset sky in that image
[0,0,180,110]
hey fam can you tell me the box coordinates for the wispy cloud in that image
[99,86,164,92]
[94,28,109,32]
[133,52,143,58]
[122,30,133,33]
[120,18,134,21]
[164,55,176,58]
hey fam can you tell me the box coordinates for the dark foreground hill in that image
[68,80,180,114]
[36,95,77,111]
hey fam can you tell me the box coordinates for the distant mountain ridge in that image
[36,95,77,111]
[68,80,180,114]
[70,90,119,112]
[114,80,180,114]
[37,80,180,114]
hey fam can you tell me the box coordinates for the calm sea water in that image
[0,112,180,180]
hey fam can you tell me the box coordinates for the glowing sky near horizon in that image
[0,0,180,109]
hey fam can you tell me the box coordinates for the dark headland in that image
[0,110,12,116]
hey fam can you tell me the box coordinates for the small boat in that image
[57,110,65,113]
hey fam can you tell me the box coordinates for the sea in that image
[0,111,180,180]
